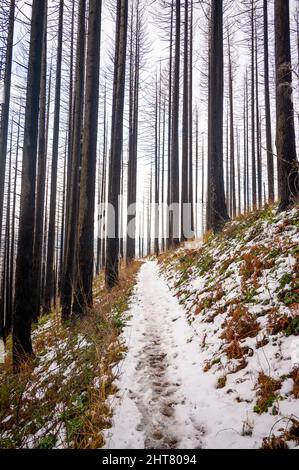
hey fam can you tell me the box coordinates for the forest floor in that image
[104,204,299,450]
[1,204,299,449]
[103,261,206,449]
[0,262,141,449]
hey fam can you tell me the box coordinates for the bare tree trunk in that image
[263,0,274,203]
[154,78,159,256]
[44,0,63,314]
[170,0,180,246]
[9,111,20,338]
[206,0,228,232]
[13,0,46,369]
[181,0,189,242]
[166,0,174,250]
[255,23,262,208]
[73,0,102,316]
[61,0,86,320]
[251,1,257,210]
[0,0,15,257]
[188,0,194,234]
[32,2,48,321]
[127,3,140,263]
[228,30,236,218]
[275,0,298,212]
[105,0,128,289]
[63,0,75,274]
[161,97,166,251]
[243,76,247,213]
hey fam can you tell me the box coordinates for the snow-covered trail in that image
[103,260,206,449]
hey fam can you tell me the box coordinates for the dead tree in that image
[206,0,229,232]
[13,0,46,369]
[275,0,298,212]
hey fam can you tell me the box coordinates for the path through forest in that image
[103,261,206,449]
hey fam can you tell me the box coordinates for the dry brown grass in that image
[225,339,244,359]
[221,305,260,342]
[292,368,299,399]
[254,373,282,414]
[0,261,141,449]
[262,435,288,449]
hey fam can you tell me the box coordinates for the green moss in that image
[284,316,299,336]
[279,273,293,289]
[253,394,277,414]
[211,358,221,366]
[280,291,299,306]
[197,253,214,276]
[268,248,280,259]
[0,437,16,449]
[37,434,57,449]
[243,287,257,303]
[216,376,227,389]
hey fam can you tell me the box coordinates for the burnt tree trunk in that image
[13,0,46,369]
[105,0,128,289]
[275,0,298,212]
[206,0,228,232]
[263,0,274,203]
[170,0,180,246]
[44,0,63,313]
[73,0,102,316]
[0,0,15,257]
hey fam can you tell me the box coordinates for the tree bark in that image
[0,0,15,258]
[275,0,298,212]
[72,0,102,316]
[105,0,128,289]
[13,0,46,369]
[44,0,63,314]
[263,0,274,203]
[61,0,86,320]
[206,0,228,232]
[170,0,180,246]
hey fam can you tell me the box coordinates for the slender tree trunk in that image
[245,70,250,210]
[44,0,63,314]
[154,77,160,256]
[73,0,102,316]
[63,0,75,274]
[206,0,228,232]
[1,126,12,339]
[9,111,20,338]
[237,129,241,214]
[251,1,257,210]
[170,0,180,246]
[263,0,274,203]
[161,97,166,251]
[275,0,298,212]
[32,2,48,321]
[243,76,247,213]
[181,0,189,242]
[188,0,194,234]
[13,0,46,369]
[166,0,174,250]
[255,24,262,208]
[0,0,15,257]
[127,3,140,263]
[195,107,199,236]
[105,0,128,289]
[61,0,86,320]
[228,30,236,218]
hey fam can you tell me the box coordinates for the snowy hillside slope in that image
[159,205,299,448]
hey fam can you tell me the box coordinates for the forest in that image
[0,0,299,453]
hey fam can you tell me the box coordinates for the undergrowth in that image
[0,261,141,449]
